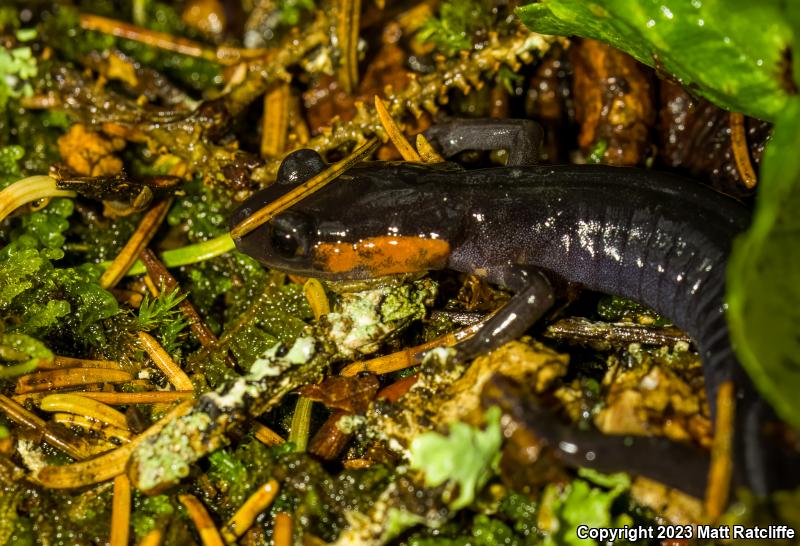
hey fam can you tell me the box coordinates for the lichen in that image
[322,278,438,359]
[131,411,216,493]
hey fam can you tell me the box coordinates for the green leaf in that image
[409,406,502,510]
[515,0,800,435]
[727,97,800,426]
[577,467,630,492]
[516,0,797,121]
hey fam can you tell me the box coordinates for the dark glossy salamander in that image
[231,119,797,498]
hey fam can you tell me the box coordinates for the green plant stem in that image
[0,359,39,379]
[99,232,236,276]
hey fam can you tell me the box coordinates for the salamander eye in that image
[268,212,312,260]
[270,225,299,258]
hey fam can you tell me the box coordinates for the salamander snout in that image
[232,209,316,271]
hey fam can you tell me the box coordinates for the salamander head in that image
[230,149,456,280]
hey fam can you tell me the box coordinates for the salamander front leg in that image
[448,267,555,362]
[423,119,543,166]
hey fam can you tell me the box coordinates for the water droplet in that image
[647,19,656,28]
[698,18,704,26]
[661,5,674,19]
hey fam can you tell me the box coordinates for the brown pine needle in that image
[253,423,285,446]
[16,368,134,394]
[77,391,194,405]
[288,397,314,452]
[101,199,172,289]
[142,274,159,297]
[729,112,758,189]
[230,137,379,239]
[0,175,76,223]
[339,321,481,376]
[376,374,419,402]
[40,441,135,488]
[37,399,193,488]
[261,83,291,158]
[415,134,445,163]
[335,0,361,93]
[17,390,195,406]
[0,394,89,460]
[52,413,133,443]
[40,393,129,429]
[221,479,280,544]
[110,474,132,546]
[81,14,210,59]
[179,494,225,546]
[342,458,374,469]
[273,513,293,546]
[78,14,268,66]
[303,278,330,320]
[704,380,735,523]
[138,332,194,391]
[375,95,421,162]
[288,93,310,146]
[140,249,223,352]
[41,356,124,371]
[139,529,164,546]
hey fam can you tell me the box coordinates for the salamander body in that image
[231,121,796,497]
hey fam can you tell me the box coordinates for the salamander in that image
[231,119,797,497]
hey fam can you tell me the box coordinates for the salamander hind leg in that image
[423,118,544,166]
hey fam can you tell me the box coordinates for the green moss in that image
[167,180,234,243]
[0,145,23,188]
[186,269,312,382]
[418,0,493,56]
[0,6,20,32]
[72,213,141,264]
[0,485,21,546]
[137,288,190,355]
[404,496,539,546]
[131,494,176,541]
[0,216,120,352]
[5,107,69,175]
[499,492,538,538]
[42,5,221,93]
[0,44,37,112]
[596,295,668,326]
